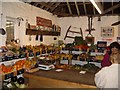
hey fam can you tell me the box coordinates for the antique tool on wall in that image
[111,21,120,26]
[85,16,95,45]
[17,17,24,26]
[64,25,83,40]
[40,34,43,42]
[85,16,95,36]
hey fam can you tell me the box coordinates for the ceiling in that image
[21,0,120,17]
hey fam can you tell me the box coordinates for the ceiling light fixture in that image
[90,0,102,14]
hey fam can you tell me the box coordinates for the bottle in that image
[26,19,30,29]
[25,19,28,29]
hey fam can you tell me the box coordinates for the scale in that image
[38,64,55,70]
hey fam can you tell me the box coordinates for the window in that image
[6,19,14,44]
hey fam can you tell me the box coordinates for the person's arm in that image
[94,68,106,88]
[101,53,111,67]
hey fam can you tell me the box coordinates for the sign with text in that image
[101,26,114,38]
[36,17,52,27]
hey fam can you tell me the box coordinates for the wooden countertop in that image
[24,69,97,87]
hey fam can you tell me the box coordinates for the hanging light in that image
[90,0,102,14]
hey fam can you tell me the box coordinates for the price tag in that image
[79,70,86,74]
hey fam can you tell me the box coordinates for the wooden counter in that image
[24,69,97,88]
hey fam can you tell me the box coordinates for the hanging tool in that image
[40,34,43,42]
[64,25,83,40]
[85,16,95,36]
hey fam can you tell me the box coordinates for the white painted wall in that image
[118,16,120,36]
[58,16,119,45]
[0,1,59,46]
[0,0,119,46]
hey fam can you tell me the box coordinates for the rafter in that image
[83,0,87,15]
[59,2,90,7]
[102,0,104,10]
[37,2,53,9]
[75,1,80,16]
[46,2,54,11]
[112,0,114,14]
[93,6,96,15]
[51,2,61,12]
[53,12,73,17]
[66,1,72,15]
[22,1,120,17]
[102,3,120,14]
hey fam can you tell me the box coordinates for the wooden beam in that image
[66,0,72,15]
[83,0,87,15]
[102,0,104,10]
[44,2,51,10]
[51,2,61,12]
[53,12,72,17]
[59,2,91,7]
[112,0,114,14]
[102,3,120,14]
[46,2,54,11]
[75,1,80,16]
[111,21,120,26]
[34,3,39,6]
[37,2,53,9]
[93,6,96,15]
[64,25,71,40]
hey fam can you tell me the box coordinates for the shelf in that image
[0,58,25,66]
[61,60,101,68]
[26,29,60,36]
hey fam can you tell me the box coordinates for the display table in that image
[24,69,97,88]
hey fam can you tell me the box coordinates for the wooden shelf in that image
[26,29,60,36]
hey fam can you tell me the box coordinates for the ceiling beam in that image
[102,3,120,14]
[93,6,96,15]
[34,3,39,6]
[40,5,45,9]
[53,12,73,17]
[75,1,80,16]
[37,2,53,9]
[66,1,72,15]
[46,2,54,11]
[102,0,104,10]
[51,2,61,12]
[112,0,114,14]
[59,2,91,6]
[83,0,87,15]
[53,12,120,17]
[111,21,120,26]
[40,0,51,9]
